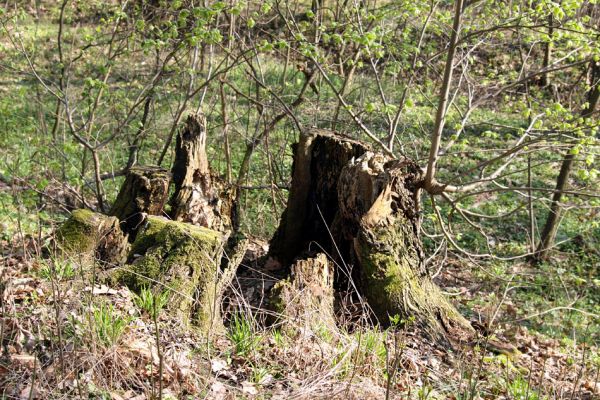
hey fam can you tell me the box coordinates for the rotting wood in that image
[55,209,129,266]
[269,253,336,334]
[268,129,476,341]
[109,166,171,241]
[116,216,225,333]
[269,129,368,266]
[170,113,237,232]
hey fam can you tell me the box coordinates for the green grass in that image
[227,313,262,357]
[92,302,130,347]
[133,287,170,319]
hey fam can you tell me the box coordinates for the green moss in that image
[55,209,108,255]
[118,216,223,330]
[355,221,470,334]
[269,279,291,317]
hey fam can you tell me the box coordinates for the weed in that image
[39,259,75,281]
[272,328,285,347]
[251,364,270,384]
[133,287,170,319]
[92,303,130,347]
[227,313,261,357]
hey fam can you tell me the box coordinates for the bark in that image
[269,129,368,265]
[109,166,171,241]
[541,14,553,88]
[55,209,129,266]
[536,61,600,260]
[170,114,237,232]
[338,152,470,336]
[269,130,473,339]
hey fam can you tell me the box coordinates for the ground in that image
[1,227,598,399]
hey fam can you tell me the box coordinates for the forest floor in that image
[1,5,599,398]
[1,223,599,399]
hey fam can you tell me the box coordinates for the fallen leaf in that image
[242,381,258,395]
[85,285,118,295]
[211,358,228,373]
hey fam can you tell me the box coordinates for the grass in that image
[227,312,262,357]
[132,287,170,319]
[38,259,75,281]
[92,302,131,347]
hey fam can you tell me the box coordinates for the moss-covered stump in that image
[108,166,171,241]
[338,152,473,338]
[267,130,475,341]
[54,209,129,265]
[118,216,225,332]
[269,253,336,334]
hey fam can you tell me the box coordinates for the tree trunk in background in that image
[268,130,473,338]
[109,166,171,241]
[536,61,600,260]
[541,13,553,88]
[170,114,237,232]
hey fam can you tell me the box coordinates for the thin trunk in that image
[536,61,600,260]
[542,14,553,87]
[219,81,233,183]
[424,0,464,192]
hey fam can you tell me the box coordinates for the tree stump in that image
[269,253,336,334]
[55,209,129,266]
[170,114,236,232]
[109,166,171,241]
[116,216,227,332]
[268,130,473,339]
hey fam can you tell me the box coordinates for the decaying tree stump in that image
[109,166,171,240]
[53,116,245,336]
[116,216,227,331]
[269,253,336,334]
[170,114,236,232]
[55,209,129,265]
[268,129,473,339]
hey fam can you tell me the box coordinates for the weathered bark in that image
[338,152,471,336]
[269,253,336,334]
[269,129,368,265]
[170,114,236,232]
[116,216,227,333]
[109,166,171,241]
[55,209,129,265]
[269,130,473,339]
